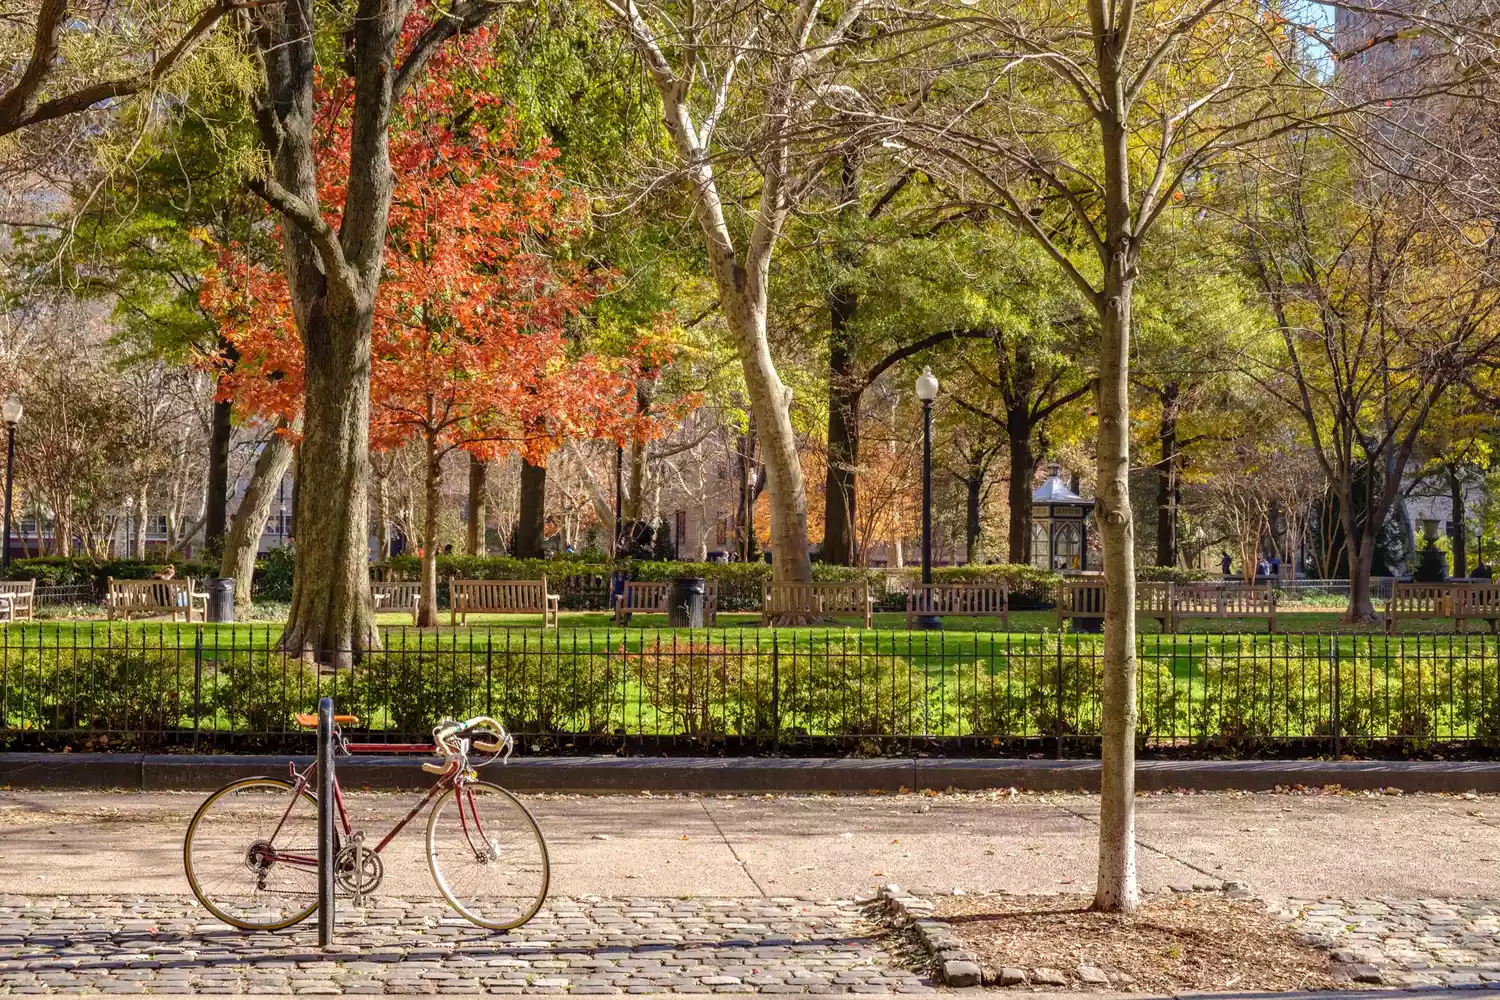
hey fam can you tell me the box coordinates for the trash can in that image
[670,576,706,628]
[205,578,236,623]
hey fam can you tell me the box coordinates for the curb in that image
[878,885,983,987]
[2,754,1500,793]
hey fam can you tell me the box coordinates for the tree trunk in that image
[221,418,299,610]
[1349,536,1378,620]
[466,453,487,557]
[1092,90,1139,911]
[1451,469,1468,578]
[823,152,861,567]
[515,458,546,559]
[132,492,148,559]
[1155,382,1179,567]
[1007,422,1036,564]
[279,298,378,666]
[1094,260,1139,913]
[1338,474,1381,623]
[824,326,859,567]
[373,469,391,562]
[965,464,983,562]
[205,395,232,558]
[418,433,440,627]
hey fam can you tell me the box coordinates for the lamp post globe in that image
[1,395,20,568]
[914,368,940,629]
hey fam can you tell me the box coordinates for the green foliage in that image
[6,634,1500,751]
[1,558,219,587]
[254,547,297,602]
[1137,566,1215,583]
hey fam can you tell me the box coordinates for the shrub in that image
[1,557,219,588]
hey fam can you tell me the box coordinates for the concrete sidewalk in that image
[1,787,1493,900]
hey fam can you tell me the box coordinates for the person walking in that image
[1220,551,1232,576]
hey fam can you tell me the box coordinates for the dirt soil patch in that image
[935,891,1338,992]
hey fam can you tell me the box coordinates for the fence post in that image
[1329,639,1342,759]
[317,696,336,946]
[1055,633,1065,760]
[192,629,204,752]
[771,634,781,755]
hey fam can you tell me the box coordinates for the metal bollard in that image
[317,696,335,946]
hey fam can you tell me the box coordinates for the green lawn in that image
[7,607,1492,645]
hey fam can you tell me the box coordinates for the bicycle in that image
[183,714,549,932]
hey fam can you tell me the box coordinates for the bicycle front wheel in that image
[183,776,321,930]
[426,780,549,930]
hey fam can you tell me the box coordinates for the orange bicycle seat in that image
[294,713,359,728]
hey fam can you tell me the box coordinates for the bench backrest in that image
[620,581,670,612]
[108,578,194,608]
[371,581,421,610]
[1390,582,1453,615]
[1454,584,1500,615]
[451,579,551,612]
[908,583,1007,615]
[764,581,868,614]
[1058,580,1172,616]
[1174,582,1274,615]
[1057,580,1107,616]
[0,580,34,596]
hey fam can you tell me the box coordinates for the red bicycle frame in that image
[263,741,474,868]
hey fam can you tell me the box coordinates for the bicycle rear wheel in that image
[183,777,321,930]
[426,780,549,930]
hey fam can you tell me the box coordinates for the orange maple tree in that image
[203,25,656,624]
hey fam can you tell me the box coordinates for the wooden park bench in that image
[1385,582,1456,633]
[905,582,1009,629]
[105,577,207,622]
[370,581,421,625]
[761,581,875,628]
[450,578,560,628]
[613,580,720,626]
[0,580,35,621]
[1055,579,1173,631]
[1172,581,1277,633]
[1453,583,1500,633]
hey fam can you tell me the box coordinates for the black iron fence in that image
[4,626,1500,757]
[34,583,100,607]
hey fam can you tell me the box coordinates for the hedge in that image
[4,634,1496,752]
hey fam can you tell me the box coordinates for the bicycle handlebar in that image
[421,716,513,774]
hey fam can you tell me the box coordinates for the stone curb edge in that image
[876,885,983,988]
[3,755,1500,793]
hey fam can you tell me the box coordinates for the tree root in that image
[764,613,845,627]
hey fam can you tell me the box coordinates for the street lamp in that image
[914,368,940,629]
[2,395,21,568]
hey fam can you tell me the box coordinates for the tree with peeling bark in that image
[846,0,1497,912]
[599,0,876,593]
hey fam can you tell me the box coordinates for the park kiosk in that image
[1030,464,1094,572]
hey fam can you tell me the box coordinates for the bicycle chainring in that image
[335,842,385,895]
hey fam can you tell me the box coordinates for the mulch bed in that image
[934,891,1339,992]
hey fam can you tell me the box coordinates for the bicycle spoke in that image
[426,781,549,930]
[184,778,321,931]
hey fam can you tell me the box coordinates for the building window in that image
[1055,522,1082,571]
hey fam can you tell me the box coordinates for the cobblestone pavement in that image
[1276,897,1500,988]
[0,895,930,996]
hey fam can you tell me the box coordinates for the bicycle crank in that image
[335,839,384,896]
